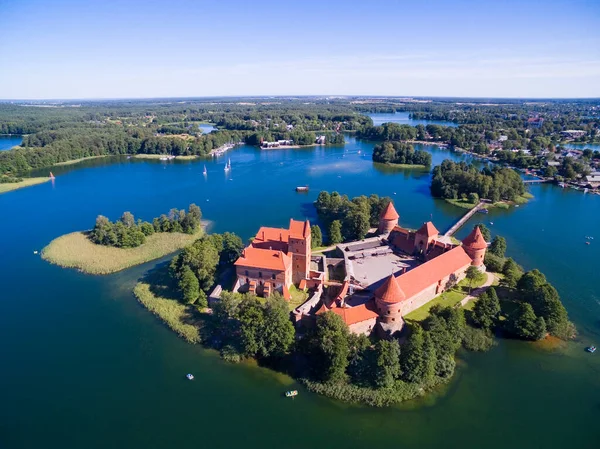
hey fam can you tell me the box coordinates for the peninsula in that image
[0,176,51,194]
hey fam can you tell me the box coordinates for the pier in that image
[444,201,486,237]
[523,179,549,184]
[210,142,238,157]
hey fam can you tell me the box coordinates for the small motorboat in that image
[186,373,194,380]
[203,165,207,175]
[586,241,591,245]
[33,250,38,255]
[586,346,596,353]
[295,186,309,192]
[478,209,489,214]
[285,390,298,398]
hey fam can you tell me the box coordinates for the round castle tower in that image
[374,274,405,325]
[378,202,399,235]
[462,226,487,267]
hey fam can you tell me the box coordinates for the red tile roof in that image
[375,275,405,303]
[462,226,487,250]
[254,227,290,244]
[380,202,399,220]
[289,219,310,239]
[329,300,379,326]
[417,221,439,237]
[234,247,291,271]
[396,246,472,299]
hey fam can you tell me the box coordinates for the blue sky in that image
[0,0,599,99]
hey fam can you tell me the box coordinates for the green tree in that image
[220,232,244,265]
[471,287,500,329]
[489,236,507,258]
[512,303,546,340]
[465,265,484,292]
[373,339,401,389]
[305,311,350,383]
[120,211,135,227]
[502,258,522,288]
[468,192,479,204]
[400,324,436,383]
[261,294,296,357]
[178,265,200,305]
[484,253,504,272]
[329,220,343,245]
[311,225,323,248]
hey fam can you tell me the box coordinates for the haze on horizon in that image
[1,0,599,100]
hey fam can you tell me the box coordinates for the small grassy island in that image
[372,141,432,168]
[42,204,204,274]
[0,176,51,194]
[431,160,532,209]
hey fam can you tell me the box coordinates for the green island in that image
[42,204,204,275]
[0,176,51,194]
[372,141,432,169]
[114,189,576,408]
[431,160,532,209]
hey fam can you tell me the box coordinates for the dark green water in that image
[1,137,599,449]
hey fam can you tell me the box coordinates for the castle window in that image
[245,270,249,276]
[259,272,262,278]
[272,274,276,280]
[387,311,390,315]
[392,318,395,322]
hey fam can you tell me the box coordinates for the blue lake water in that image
[0,135,22,150]
[199,124,216,134]
[368,112,458,127]
[1,137,599,449]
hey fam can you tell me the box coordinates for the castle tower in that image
[414,221,439,253]
[462,226,487,268]
[374,274,405,325]
[378,202,400,235]
[288,219,311,284]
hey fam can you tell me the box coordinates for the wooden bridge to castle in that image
[444,201,486,237]
[523,179,550,184]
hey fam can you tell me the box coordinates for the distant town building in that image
[526,117,544,128]
[561,130,586,139]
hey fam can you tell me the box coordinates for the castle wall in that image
[289,235,311,284]
[348,318,377,335]
[236,265,292,292]
[400,264,470,316]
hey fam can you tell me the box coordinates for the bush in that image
[484,253,504,273]
[462,326,494,351]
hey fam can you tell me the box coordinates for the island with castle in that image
[231,201,487,337]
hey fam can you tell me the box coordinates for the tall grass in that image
[0,177,50,194]
[42,229,202,274]
[133,282,202,344]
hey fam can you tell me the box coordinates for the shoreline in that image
[132,154,200,160]
[374,161,429,169]
[54,155,108,166]
[0,177,51,194]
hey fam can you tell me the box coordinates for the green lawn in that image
[288,285,308,310]
[405,276,487,321]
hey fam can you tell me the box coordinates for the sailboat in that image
[203,165,207,175]
[224,158,231,171]
[49,171,55,179]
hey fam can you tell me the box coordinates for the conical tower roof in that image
[463,226,488,250]
[380,202,399,220]
[417,221,439,237]
[374,274,406,303]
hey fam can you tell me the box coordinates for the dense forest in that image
[314,191,392,243]
[372,141,432,166]
[90,204,202,248]
[430,160,526,203]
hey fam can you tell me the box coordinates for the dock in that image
[210,142,239,157]
[444,201,486,237]
[523,179,549,184]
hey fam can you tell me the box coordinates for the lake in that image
[199,124,216,134]
[1,137,599,449]
[368,112,458,128]
[0,135,22,150]
[562,142,600,152]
